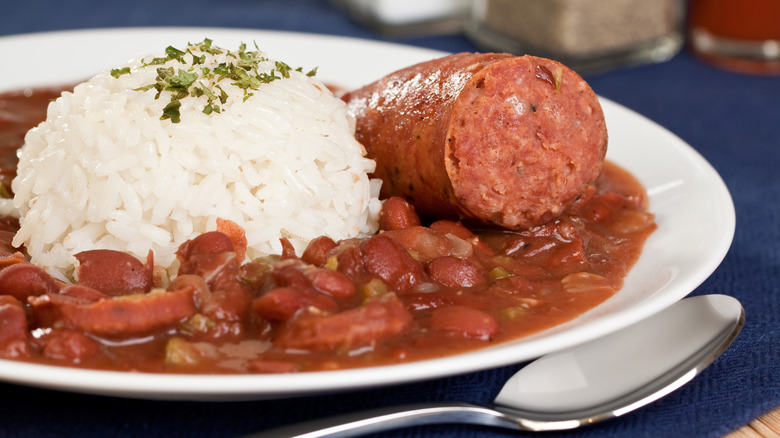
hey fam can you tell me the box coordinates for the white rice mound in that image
[10,40,382,280]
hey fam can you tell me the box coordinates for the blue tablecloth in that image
[1,1,778,437]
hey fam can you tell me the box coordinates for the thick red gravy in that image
[0,86,655,374]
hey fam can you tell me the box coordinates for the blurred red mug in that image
[688,0,780,74]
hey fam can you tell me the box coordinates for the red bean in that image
[238,260,273,292]
[178,255,253,335]
[382,226,451,263]
[429,220,475,240]
[362,234,423,294]
[252,287,304,322]
[336,246,366,279]
[380,197,421,230]
[426,256,488,289]
[511,222,588,273]
[429,220,496,257]
[272,262,311,290]
[176,240,240,310]
[178,251,238,285]
[301,236,337,266]
[0,230,17,255]
[75,249,152,296]
[168,274,210,305]
[429,305,499,340]
[0,262,59,300]
[203,279,252,323]
[252,286,338,322]
[279,238,298,260]
[41,329,100,363]
[177,231,234,260]
[308,269,355,300]
[0,295,31,359]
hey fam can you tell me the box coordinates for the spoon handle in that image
[240,402,522,437]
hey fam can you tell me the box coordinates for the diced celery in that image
[361,278,388,299]
[325,255,339,271]
[500,306,528,320]
[164,337,202,366]
[490,266,513,279]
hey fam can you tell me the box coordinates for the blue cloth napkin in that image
[1,1,778,437]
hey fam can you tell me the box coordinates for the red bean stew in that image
[0,87,655,373]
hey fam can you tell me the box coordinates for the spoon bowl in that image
[242,294,744,437]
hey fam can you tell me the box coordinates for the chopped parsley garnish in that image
[110,67,131,78]
[115,39,318,123]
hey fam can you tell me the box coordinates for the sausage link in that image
[344,53,607,230]
[275,294,412,351]
[35,288,197,338]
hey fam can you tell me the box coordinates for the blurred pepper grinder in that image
[688,0,780,74]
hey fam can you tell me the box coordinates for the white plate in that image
[0,27,735,400]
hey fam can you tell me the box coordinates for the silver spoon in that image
[244,294,744,437]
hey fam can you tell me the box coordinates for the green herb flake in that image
[134,84,157,93]
[165,46,187,62]
[196,84,216,100]
[233,68,263,91]
[161,99,182,123]
[217,86,228,104]
[213,62,230,76]
[194,38,222,55]
[166,69,198,92]
[237,51,262,70]
[191,53,207,65]
[115,38,315,123]
[255,70,280,85]
[275,61,292,78]
[110,67,131,78]
[156,67,175,81]
[203,104,221,115]
[144,56,171,66]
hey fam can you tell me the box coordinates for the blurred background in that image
[2,0,778,76]
[332,0,779,75]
